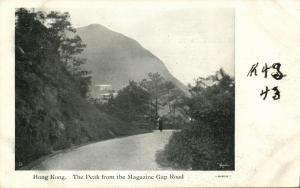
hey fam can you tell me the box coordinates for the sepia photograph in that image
[15,7,234,171]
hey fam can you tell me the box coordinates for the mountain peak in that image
[76,24,188,96]
[78,24,111,32]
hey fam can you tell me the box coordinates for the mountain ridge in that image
[75,24,188,96]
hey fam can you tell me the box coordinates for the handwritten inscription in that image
[247,62,286,100]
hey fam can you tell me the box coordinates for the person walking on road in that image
[157,117,163,132]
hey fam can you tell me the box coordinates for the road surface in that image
[31,130,175,170]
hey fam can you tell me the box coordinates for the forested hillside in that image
[15,9,148,169]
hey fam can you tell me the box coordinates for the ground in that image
[31,130,175,170]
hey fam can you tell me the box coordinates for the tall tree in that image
[45,11,91,97]
[140,72,167,120]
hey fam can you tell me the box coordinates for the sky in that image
[56,5,234,85]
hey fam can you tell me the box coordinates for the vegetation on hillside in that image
[95,73,187,130]
[15,8,147,169]
[157,69,235,170]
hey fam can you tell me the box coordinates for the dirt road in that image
[31,130,175,170]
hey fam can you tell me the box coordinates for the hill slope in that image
[76,24,187,95]
[15,10,149,169]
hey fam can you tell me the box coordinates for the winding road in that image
[31,130,175,170]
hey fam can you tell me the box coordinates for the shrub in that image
[158,69,234,170]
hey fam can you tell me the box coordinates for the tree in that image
[109,81,150,122]
[45,10,91,97]
[140,72,168,120]
[162,81,175,113]
[140,72,187,126]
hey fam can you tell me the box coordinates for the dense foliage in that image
[158,69,235,170]
[99,80,152,128]
[95,73,187,130]
[15,8,146,169]
[139,73,186,125]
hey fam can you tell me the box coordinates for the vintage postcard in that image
[0,0,299,187]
